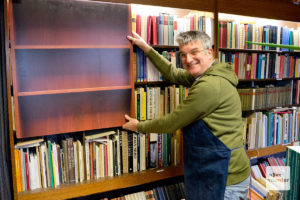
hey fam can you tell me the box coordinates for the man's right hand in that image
[127,31,151,53]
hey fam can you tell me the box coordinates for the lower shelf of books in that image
[17,165,184,200]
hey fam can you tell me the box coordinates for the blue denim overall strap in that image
[182,119,232,200]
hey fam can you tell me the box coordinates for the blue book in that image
[289,113,292,143]
[136,48,141,82]
[257,54,262,79]
[158,13,164,45]
[266,112,273,146]
[281,27,290,51]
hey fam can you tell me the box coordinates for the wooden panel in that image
[247,144,288,158]
[218,0,300,22]
[17,90,131,138]
[18,165,184,200]
[12,0,130,45]
[15,48,130,92]
[102,0,215,12]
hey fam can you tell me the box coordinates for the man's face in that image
[179,40,213,78]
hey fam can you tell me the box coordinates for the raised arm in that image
[127,31,151,53]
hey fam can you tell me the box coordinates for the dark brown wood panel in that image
[12,0,130,45]
[15,48,130,92]
[17,89,131,138]
[218,0,300,22]
[99,0,215,12]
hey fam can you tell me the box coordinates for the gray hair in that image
[176,31,212,50]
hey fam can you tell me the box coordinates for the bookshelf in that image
[9,0,134,138]
[17,165,183,200]
[5,0,300,200]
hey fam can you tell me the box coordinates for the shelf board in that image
[135,78,300,85]
[135,81,174,86]
[242,104,300,112]
[14,45,131,49]
[151,45,179,49]
[17,165,184,200]
[17,85,132,96]
[247,142,298,158]
[239,77,300,82]
[218,48,299,54]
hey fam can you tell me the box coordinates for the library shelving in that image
[4,0,300,200]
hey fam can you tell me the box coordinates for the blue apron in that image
[182,119,238,200]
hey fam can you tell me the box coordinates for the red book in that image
[25,153,30,190]
[258,163,266,178]
[147,16,152,44]
[219,21,227,48]
[289,56,294,78]
[136,14,141,35]
[234,53,239,76]
[151,16,157,45]
[89,142,93,179]
[279,55,285,78]
[244,24,248,49]
[190,16,194,31]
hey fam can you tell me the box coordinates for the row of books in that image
[135,48,183,83]
[243,107,300,149]
[249,156,286,199]
[114,182,185,200]
[237,84,292,111]
[14,129,182,192]
[135,86,188,121]
[249,146,300,200]
[133,12,213,46]
[99,181,185,200]
[219,21,300,51]
[219,52,300,79]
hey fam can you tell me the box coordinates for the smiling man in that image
[123,31,251,200]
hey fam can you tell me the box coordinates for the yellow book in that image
[14,149,23,192]
[132,13,136,33]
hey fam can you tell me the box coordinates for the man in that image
[123,31,251,200]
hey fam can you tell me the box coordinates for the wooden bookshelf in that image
[17,165,183,200]
[9,0,134,138]
[5,0,300,200]
[247,142,298,158]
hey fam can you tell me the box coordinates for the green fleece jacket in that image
[137,48,251,186]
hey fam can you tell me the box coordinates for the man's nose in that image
[186,54,193,63]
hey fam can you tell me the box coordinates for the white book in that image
[73,142,78,183]
[77,140,84,182]
[40,144,47,188]
[133,133,138,172]
[29,153,36,190]
[52,143,60,187]
[85,141,90,180]
[100,143,105,178]
[95,144,100,179]
[140,133,146,171]
[107,138,113,177]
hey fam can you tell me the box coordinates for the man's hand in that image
[122,114,139,132]
[127,31,151,53]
